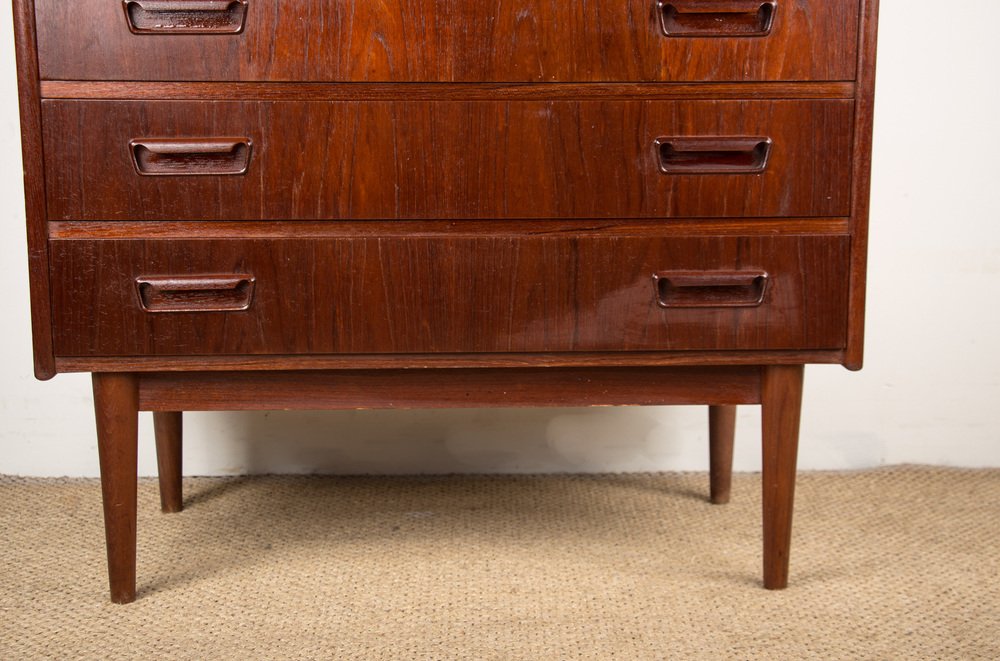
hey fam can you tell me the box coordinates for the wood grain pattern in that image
[709,404,737,504]
[39,81,856,101]
[35,0,859,82]
[41,99,854,221]
[845,0,880,370]
[137,367,764,411]
[153,411,183,514]
[92,372,139,604]
[55,350,847,374]
[48,218,851,240]
[760,364,804,589]
[13,0,879,600]
[11,0,56,379]
[49,234,850,357]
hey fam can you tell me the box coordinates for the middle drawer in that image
[43,99,853,221]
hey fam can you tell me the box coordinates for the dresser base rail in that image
[92,365,802,603]
[138,366,762,411]
[55,349,846,375]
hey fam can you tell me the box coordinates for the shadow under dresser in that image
[12,0,879,603]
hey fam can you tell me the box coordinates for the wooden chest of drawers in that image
[13,0,879,603]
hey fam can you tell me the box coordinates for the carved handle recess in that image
[655,137,771,174]
[123,0,249,34]
[653,271,769,308]
[657,1,777,37]
[136,275,256,312]
[130,138,253,176]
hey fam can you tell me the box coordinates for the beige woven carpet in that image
[1,467,998,659]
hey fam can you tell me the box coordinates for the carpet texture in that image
[1,467,997,659]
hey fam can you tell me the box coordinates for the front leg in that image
[760,365,804,590]
[92,373,139,604]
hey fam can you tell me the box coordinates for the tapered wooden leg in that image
[153,412,183,513]
[92,373,139,604]
[760,365,804,590]
[709,405,737,505]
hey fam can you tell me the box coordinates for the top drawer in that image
[35,0,859,82]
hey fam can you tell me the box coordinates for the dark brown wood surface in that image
[41,99,854,221]
[12,0,880,600]
[709,404,737,504]
[35,0,859,82]
[845,0,880,370]
[153,411,183,513]
[760,364,804,589]
[50,234,850,357]
[137,367,763,411]
[48,218,851,239]
[40,81,856,102]
[92,373,139,604]
[55,350,846,374]
[12,0,56,379]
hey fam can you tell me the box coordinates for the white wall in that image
[2,1,998,477]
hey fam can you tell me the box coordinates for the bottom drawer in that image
[49,234,849,356]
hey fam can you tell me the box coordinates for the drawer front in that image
[49,234,850,356]
[43,99,853,221]
[36,0,859,82]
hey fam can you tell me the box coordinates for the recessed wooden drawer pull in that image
[657,0,777,37]
[122,0,248,34]
[135,275,256,312]
[130,138,252,176]
[655,137,772,174]
[653,270,769,308]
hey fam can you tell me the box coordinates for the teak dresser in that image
[12,0,879,602]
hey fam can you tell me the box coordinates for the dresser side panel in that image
[845,0,879,370]
[12,0,55,379]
